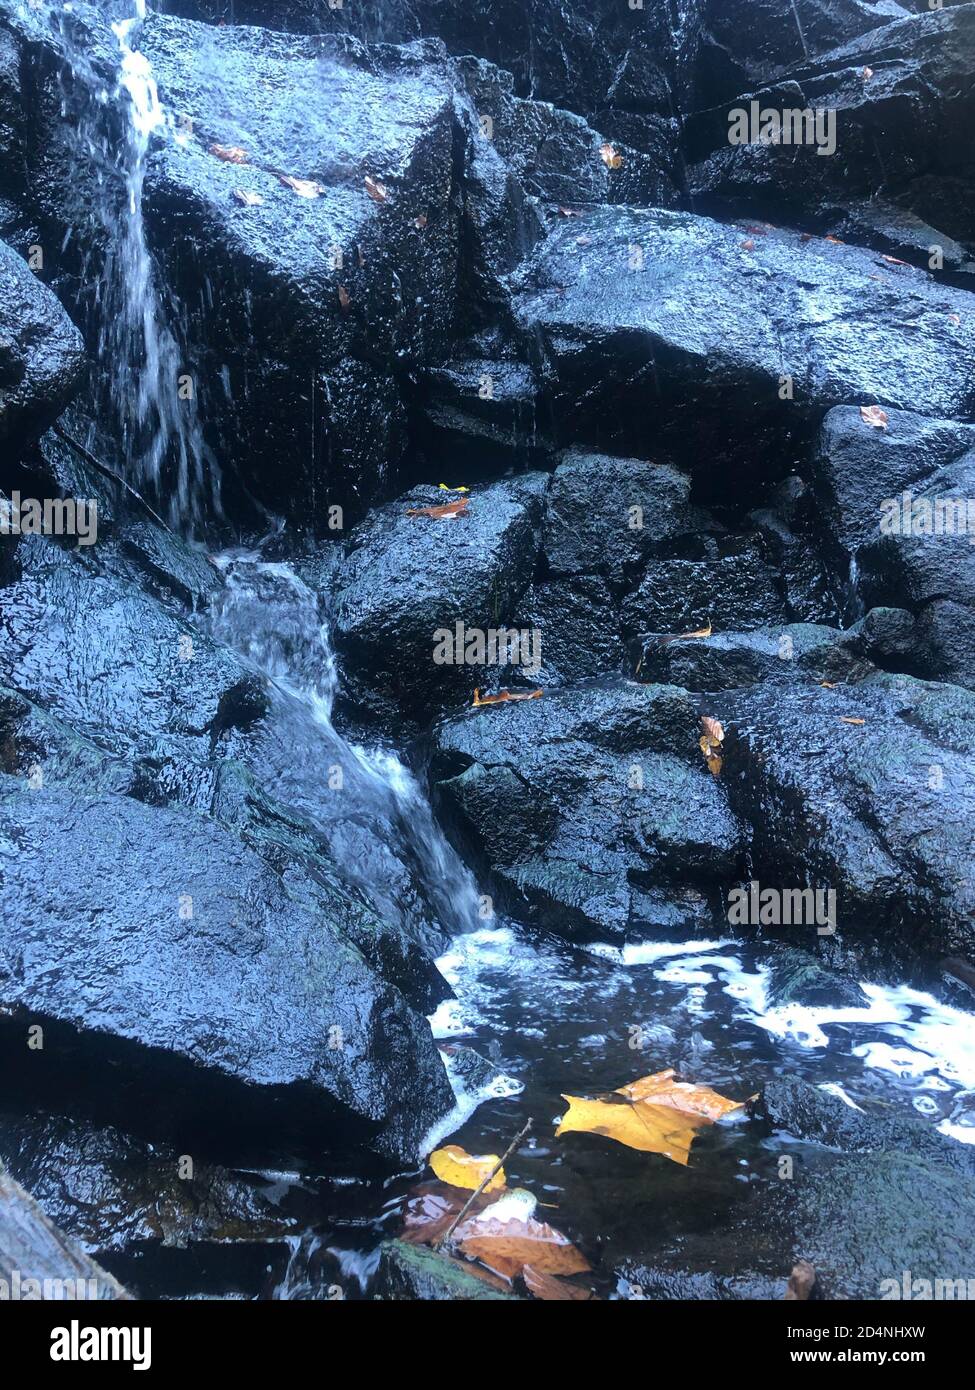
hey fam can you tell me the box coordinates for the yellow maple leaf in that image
[429,1144,506,1194]
[556,1069,744,1166]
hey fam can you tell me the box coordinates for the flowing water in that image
[19,1,975,1300]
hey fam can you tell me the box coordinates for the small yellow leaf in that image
[429,1144,506,1194]
[598,142,623,170]
[839,716,866,725]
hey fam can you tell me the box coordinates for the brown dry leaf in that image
[784,1259,817,1301]
[210,143,248,164]
[337,285,351,313]
[741,238,755,251]
[598,142,623,170]
[401,1183,491,1247]
[700,715,725,777]
[800,232,814,243]
[455,1213,590,1281]
[232,187,263,207]
[700,716,725,745]
[820,681,836,689]
[860,404,889,430]
[839,716,866,725]
[556,1068,745,1166]
[278,174,325,198]
[364,175,387,203]
[429,1144,506,1195]
[413,213,428,229]
[405,497,470,519]
[472,688,544,707]
[882,253,909,266]
[824,234,844,245]
[862,66,874,80]
[523,1265,596,1301]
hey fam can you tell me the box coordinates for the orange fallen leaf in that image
[472,688,544,707]
[599,142,623,170]
[556,1068,744,1166]
[401,1184,491,1247]
[523,1265,595,1301]
[860,404,889,430]
[741,238,755,251]
[882,253,909,266]
[278,174,325,198]
[824,235,845,245]
[232,187,263,206]
[699,715,725,777]
[405,497,470,519]
[455,1212,590,1281]
[429,1145,506,1195]
[839,716,866,725]
[210,143,248,164]
[364,175,387,203]
[820,681,836,689]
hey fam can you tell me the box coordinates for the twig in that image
[436,1118,533,1251]
[51,423,173,537]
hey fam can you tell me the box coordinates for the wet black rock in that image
[512,208,975,486]
[621,536,788,646]
[0,237,85,455]
[417,357,548,476]
[0,1167,129,1301]
[512,575,626,688]
[636,619,874,693]
[131,11,463,525]
[717,673,975,960]
[811,405,975,688]
[542,448,709,591]
[0,776,453,1168]
[333,475,547,731]
[431,679,747,941]
[0,1110,298,1255]
[687,7,975,255]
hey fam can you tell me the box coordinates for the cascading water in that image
[32,0,216,527]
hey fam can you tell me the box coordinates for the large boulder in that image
[0,237,84,456]
[717,672,975,961]
[430,679,747,941]
[333,475,547,731]
[512,207,975,492]
[686,7,975,259]
[0,776,453,1168]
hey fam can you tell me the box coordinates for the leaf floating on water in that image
[401,1183,491,1247]
[598,142,623,170]
[472,688,544,707]
[784,1259,817,1301]
[364,174,388,203]
[859,404,889,430]
[522,1264,596,1301]
[232,187,263,206]
[278,174,325,198]
[210,143,248,164]
[455,1212,590,1281]
[429,1144,506,1195]
[555,1068,745,1166]
[405,497,470,519]
[839,716,866,725]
